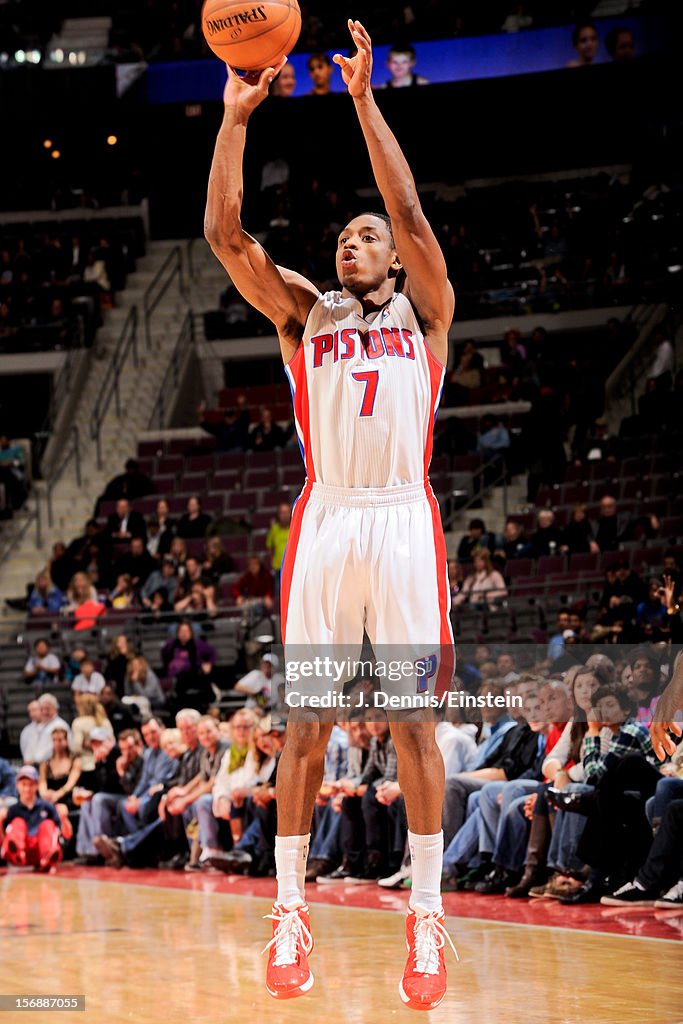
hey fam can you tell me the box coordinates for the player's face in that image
[336,217,398,294]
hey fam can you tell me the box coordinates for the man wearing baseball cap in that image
[0,766,64,872]
[234,653,284,708]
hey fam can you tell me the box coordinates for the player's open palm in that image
[223,57,287,115]
[334,19,373,97]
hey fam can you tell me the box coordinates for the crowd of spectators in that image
[1,641,681,917]
[0,227,137,353]
[89,1,661,63]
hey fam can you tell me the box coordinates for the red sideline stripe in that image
[288,343,315,482]
[426,485,454,697]
[423,343,445,480]
[280,480,313,645]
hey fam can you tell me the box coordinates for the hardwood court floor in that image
[1,871,682,1024]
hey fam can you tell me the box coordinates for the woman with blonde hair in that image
[452,547,508,610]
[71,693,113,783]
[126,655,165,709]
[65,572,105,631]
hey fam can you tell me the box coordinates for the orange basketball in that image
[202,0,301,71]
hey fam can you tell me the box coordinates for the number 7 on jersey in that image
[351,371,379,417]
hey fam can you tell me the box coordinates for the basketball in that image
[201,0,301,71]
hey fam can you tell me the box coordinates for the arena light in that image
[667,264,682,273]
[14,49,26,63]
[27,49,41,64]
[50,48,64,63]
[43,139,52,149]
[106,135,118,146]
[51,150,61,160]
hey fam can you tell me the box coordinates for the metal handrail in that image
[148,311,196,431]
[90,306,139,470]
[442,453,508,532]
[46,426,81,529]
[143,245,185,351]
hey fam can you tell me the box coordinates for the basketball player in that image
[205,19,456,1011]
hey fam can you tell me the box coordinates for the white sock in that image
[408,830,444,913]
[275,834,310,908]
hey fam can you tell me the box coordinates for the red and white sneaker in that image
[263,903,314,1000]
[399,905,458,1011]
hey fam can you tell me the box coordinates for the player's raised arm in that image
[334,21,454,347]
[204,62,318,361]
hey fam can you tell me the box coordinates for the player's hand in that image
[223,57,288,117]
[333,20,373,98]
[650,681,683,761]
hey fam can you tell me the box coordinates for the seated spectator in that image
[63,646,87,684]
[176,555,217,602]
[211,710,269,847]
[452,549,508,611]
[70,693,114,781]
[19,700,44,764]
[575,418,620,463]
[65,572,106,631]
[125,656,165,711]
[198,397,250,452]
[0,755,17,804]
[103,634,135,697]
[114,536,157,590]
[626,646,662,726]
[530,509,564,557]
[38,727,82,812]
[498,520,534,560]
[202,536,235,583]
[169,536,188,573]
[597,558,647,632]
[555,682,658,904]
[457,518,495,563]
[230,555,274,613]
[445,348,481,405]
[379,42,429,88]
[499,328,526,372]
[0,766,67,872]
[265,503,291,591]
[72,658,106,697]
[605,25,635,62]
[448,559,464,600]
[566,22,600,68]
[23,638,61,691]
[307,51,334,95]
[560,504,598,555]
[177,496,212,540]
[73,728,133,863]
[108,573,137,609]
[0,434,27,513]
[152,498,177,557]
[601,798,683,907]
[234,653,283,708]
[100,458,155,506]
[27,570,66,616]
[636,579,671,642]
[141,555,180,610]
[477,415,510,464]
[249,407,287,451]
[48,541,72,594]
[98,684,136,736]
[162,621,218,715]
[592,495,659,552]
[105,498,147,542]
[175,580,218,618]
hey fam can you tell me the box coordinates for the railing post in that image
[73,425,81,488]
[35,489,42,549]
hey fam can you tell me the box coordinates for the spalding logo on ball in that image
[202,0,302,71]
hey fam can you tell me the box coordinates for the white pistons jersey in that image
[284,290,445,488]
